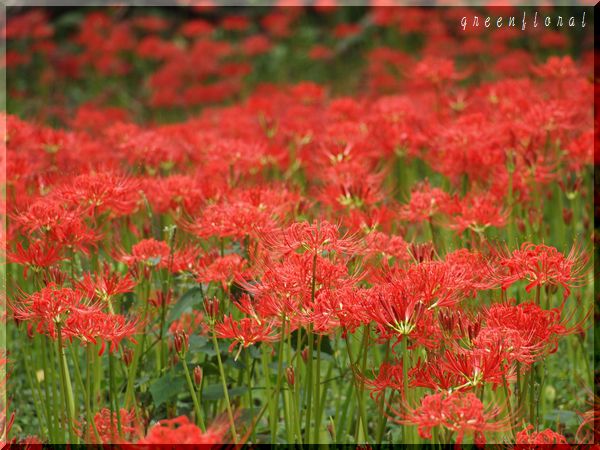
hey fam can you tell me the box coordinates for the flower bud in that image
[194,366,203,387]
[122,348,134,366]
[517,218,526,234]
[204,298,219,323]
[173,331,188,356]
[301,347,309,363]
[286,367,295,387]
[327,419,335,440]
[409,242,435,263]
[562,208,573,225]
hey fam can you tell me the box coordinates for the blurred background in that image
[4,5,595,125]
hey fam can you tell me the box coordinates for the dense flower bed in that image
[2,5,596,446]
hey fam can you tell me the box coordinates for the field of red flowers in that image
[2,5,597,446]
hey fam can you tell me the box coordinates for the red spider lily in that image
[483,301,574,362]
[491,242,588,299]
[116,238,170,268]
[136,415,227,445]
[443,249,496,295]
[531,56,579,81]
[392,391,509,445]
[195,254,252,291]
[215,315,280,359]
[242,252,358,323]
[80,408,141,444]
[576,393,600,444]
[169,310,206,336]
[447,192,508,235]
[398,181,453,224]
[362,231,409,262]
[365,284,426,338]
[319,171,387,212]
[12,200,102,255]
[411,57,466,89]
[438,344,512,390]
[182,200,277,241]
[363,360,404,402]
[376,259,470,310]
[10,284,101,339]
[262,220,360,256]
[142,174,207,215]
[6,240,65,278]
[515,424,569,447]
[56,172,141,218]
[410,356,465,392]
[63,310,138,355]
[426,113,509,183]
[74,265,136,301]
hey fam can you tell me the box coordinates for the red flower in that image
[483,301,574,362]
[82,408,140,444]
[56,172,140,218]
[117,239,170,267]
[263,220,359,256]
[195,254,251,290]
[394,391,508,445]
[215,315,280,358]
[516,424,569,447]
[137,416,226,444]
[363,361,404,402]
[7,240,64,278]
[74,265,136,301]
[11,284,100,339]
[439,344,510,390]
[63,309,138,355]
[493,242,588,299]
[398,181,452,224]
[447,192,508,235]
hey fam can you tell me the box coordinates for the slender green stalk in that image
[69,345,102,444]
[23,348,48,440]
[211,329,238,444]
[108,350,123,439]
[376,341,391,444]
[401,337,411,444]
[305,325,313,443]
[261,347,276,441]
[125,278,151,408]
[314,334,322,443]
[181,356,205,431]
[343,330,369,443]
[502,374,515,439]
[56,324,77,443]
[272,315,288,442]
[244,349,256,442]
[42,336,60,442]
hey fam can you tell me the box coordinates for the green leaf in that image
[168,287,203,323]
[149,373,185,407]
[543,409,580,427]
[202,384,248,401]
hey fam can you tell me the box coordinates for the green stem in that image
[502,374,515,439]
[344,330,369,443]
[70,345,102,444]
[108,350,123,439]
[314,334,322,443]
[211,329,238,444]
[56,324,77,443]
[401,337,412,444]
[376,341,391,444]
[182,356,205,431]
[305,326,313,443]
[42,336,60,442]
